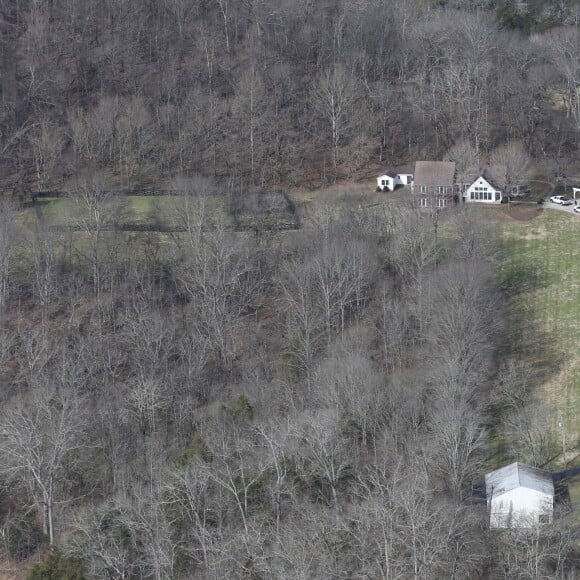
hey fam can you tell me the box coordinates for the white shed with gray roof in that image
[377,168,414,192]
[485,462,554,528]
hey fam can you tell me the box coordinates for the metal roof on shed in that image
[485,462,554,499]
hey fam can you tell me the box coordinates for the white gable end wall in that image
[489,487,553,528]
[377,175,395,191]
[465,177,502,204]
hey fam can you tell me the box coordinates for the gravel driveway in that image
[544,199,580,215]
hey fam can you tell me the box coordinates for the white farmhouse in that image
[485,462,554,529]
[464,175,502,204]
[377,169,414,192]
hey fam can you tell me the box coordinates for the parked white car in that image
[574,205,580,214]
[550,195,573,205]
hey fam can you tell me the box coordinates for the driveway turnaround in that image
[544,198,579,215]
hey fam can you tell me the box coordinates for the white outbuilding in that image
[485,462,554,529]
[377,173,397,192]
[377,170,414,192]
[464,175,502,204]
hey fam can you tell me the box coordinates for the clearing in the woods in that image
[496,207,580,511]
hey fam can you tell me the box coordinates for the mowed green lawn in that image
[26,195,232,229]
[497,209,580,436]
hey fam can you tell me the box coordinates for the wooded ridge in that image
[0,0,579,578]
[1,0,580,193]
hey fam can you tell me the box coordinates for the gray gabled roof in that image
[394,164,414,175]
[469,172,501,191]
[485,462,554,499]
[413,161,456,187]
[379,166,413,178]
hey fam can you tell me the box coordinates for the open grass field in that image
[495,207,580,506]
[497,209,580,421]
[27,195,232,229]
[291,183,382,216]
[23,192,300,232]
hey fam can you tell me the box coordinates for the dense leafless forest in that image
[0,0,580,190]
[1,0,580,578]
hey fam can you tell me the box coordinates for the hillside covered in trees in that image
[1,0,580,191]
[1,0,580,578]
[2,191,578,578]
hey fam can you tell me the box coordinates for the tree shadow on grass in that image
[501,299,564,382]
[498,252,564,380]
[499,259,551,296]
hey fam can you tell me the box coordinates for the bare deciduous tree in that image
[445,139,479,186]
[202,434,268,537]
[67,491,175,580]
[488,141,531,196]
[313,65,360,176]
[27,220,58,317]
[72,176,125,299]
[0,384,88,545]
[176,225,259,367]
[29,120,65,186]
[377,290,410,372]
[428,402,487,497]
[315,342,385,451]
[0,199,18,312]
[540,27,580,141]
[290,408,352,509]
[254,420,293,536]
[278,256,321,385]
[312,239,374,344]
[163,460,217,571]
